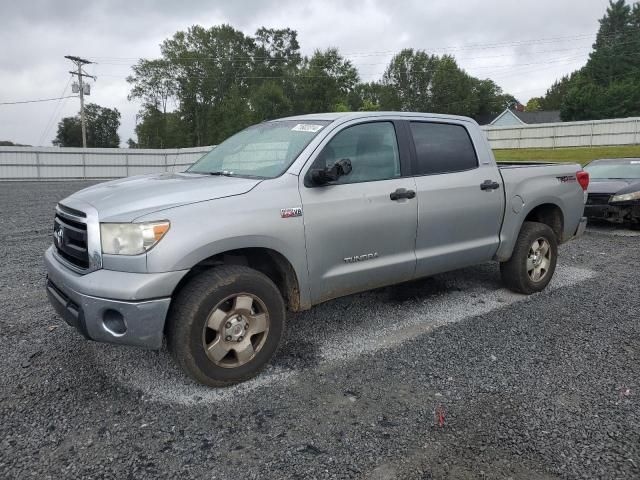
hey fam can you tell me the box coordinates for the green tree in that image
[249,81,292,121]
[127,24,516,147]
[381,49,439,111]
[429,55,476,115]
[559,1,640,120]
[585,0,636,86]
[347,82,387,111]
[253,28,302,73]
[209,86,254,144]
[293,48,359,113]
[472,78,514,118]
[251,28,301,120]
[525,97,542,112]
[127,59,177,114]
[134,107,188,148]
[539,74,577,110]
[53,103,120,147]
[380,49,513,118]
[160,25,256,146]
[562,78,640,120]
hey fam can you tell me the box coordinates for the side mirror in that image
[310,158,352,185]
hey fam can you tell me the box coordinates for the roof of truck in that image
[277,111,478,124]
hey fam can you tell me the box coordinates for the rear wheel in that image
[500,221,558,294]
[166,265,285,387]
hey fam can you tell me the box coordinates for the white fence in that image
[482,116,640,149]
[0,146,213,180]
[2,116,639,180]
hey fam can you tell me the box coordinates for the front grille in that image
[586,193,611,206]
[57,203,86,219]
[54,207,89,269]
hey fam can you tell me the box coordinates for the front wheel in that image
[166,265,285,387]
[500,221,558,294]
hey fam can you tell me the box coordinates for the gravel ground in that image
[1,181,639,479]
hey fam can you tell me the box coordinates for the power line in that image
[0,95,78,105]
[38,77,73,146]
[93,54,591,82]
[95,47,640,83]
[94,48,596,69]
[85,32,606,64]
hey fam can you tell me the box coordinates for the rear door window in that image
[409,122,478,175]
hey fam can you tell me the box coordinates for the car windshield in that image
[584,160,640,179]
[188,120,330,178]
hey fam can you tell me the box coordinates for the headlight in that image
[100,221,170,255]
[610,191,640,203]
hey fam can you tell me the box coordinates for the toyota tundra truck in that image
[45,112,589,386]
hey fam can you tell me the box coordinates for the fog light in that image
[102,309,127,336]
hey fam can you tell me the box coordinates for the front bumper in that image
[584,203,640,225]
[44,246,188,349]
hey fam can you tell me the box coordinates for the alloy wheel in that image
[526,237,551,282]
[201,293,270,368]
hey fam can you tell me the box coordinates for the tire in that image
[166,265,285,387]
[500,221,558,294]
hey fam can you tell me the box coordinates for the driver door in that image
[299,120,418,304]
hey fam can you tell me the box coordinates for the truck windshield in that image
[188,120,330,178]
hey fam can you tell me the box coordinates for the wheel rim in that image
[201,293,270,368]
[527,237,551,283]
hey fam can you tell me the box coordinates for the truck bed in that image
[493,160,585,260]
[497,161,574,168]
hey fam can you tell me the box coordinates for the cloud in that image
[0,0,607,146]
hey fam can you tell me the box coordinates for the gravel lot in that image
[1,181,639,479]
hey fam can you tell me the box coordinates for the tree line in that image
[122,25,514,148]
[528,0,640,120]
[51,0,639,148]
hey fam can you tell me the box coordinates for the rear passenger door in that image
[408,121,504,277]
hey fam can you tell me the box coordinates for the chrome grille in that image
[54,205,89,269]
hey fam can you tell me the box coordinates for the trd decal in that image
[557,175,577,183]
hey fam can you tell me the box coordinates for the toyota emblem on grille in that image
[54,227,64,245]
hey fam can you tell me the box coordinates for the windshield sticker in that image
[292,123,324,133]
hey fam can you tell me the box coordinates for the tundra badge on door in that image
[344,252,379,263]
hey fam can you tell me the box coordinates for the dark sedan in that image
[583,158,640,228]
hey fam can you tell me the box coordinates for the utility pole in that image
[65,55,96,148]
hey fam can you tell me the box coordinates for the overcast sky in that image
[0,0,614,146]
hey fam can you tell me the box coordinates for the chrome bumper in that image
[44,246,188,349]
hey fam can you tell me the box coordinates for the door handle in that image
[390,188,416,201]
[480,180,500,191]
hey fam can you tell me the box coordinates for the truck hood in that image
[65,172,262,222]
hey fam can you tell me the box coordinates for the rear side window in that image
[410,122,478,175]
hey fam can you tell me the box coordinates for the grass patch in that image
[494,145,640,165]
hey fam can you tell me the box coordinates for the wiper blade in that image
[206,171,235,176]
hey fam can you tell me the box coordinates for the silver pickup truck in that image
[45,112,588,386]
